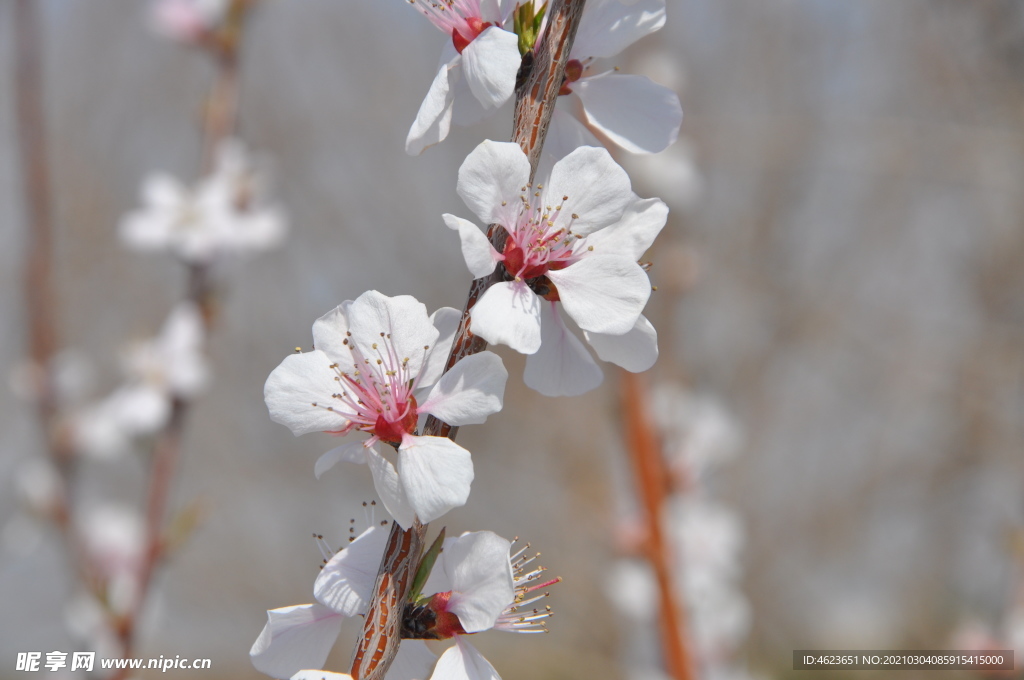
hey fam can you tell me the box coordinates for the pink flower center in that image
[452,17,494,54]
[411,0,496,54]
[322,333,425,446]
[427,591,468,639]
[499,188,581,288]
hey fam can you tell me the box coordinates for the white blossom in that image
[446,140,666,396]
[120,139,286,263]
[70,303,207,459]
[545,0,683,159]
[264,291,507,528]
[404,0,521,155]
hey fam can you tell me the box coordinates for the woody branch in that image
[348,2,588,678]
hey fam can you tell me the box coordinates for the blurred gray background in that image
[2,0,1024,678]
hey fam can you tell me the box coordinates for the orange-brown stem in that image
[621,371,695,680]
[350,3,589,679]
[112,2,253,668]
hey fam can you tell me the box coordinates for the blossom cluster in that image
[9,4,287,662]
[253,0,683,677]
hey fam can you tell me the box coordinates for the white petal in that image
[108,385,171,435]
[575,71,681,154]
[366,447,416,530]
[142,173,186,210]
[585,314,658,372]
[457,140,530,228]
[572,0,666,59]
[547,255,650,334]
[386,640,437,680]
[290,672,352,680]
[347,291,438,380]
[265,351,352,436]
[419,352,507,426]
[229,208,288,252]
[429,639,501,680]
[470,281,542,354]
[250,604,343,680]
[442,532,514,633]
[582,195,668,261]
[543,106,602,162]
[311,301,353,365]
[523,303,603,397]
[159,302,207,397]
[119,212,172,252]
[461,27,520,109]
[418,306,463,389]
[314,441,368,480]
[407,56,458,156]
[546,146,632,236]
[397,435,474,525]
[443,214,500,278]
[313,525,390,616]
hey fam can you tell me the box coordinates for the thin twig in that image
[112,5,253,672]
[349,3,587,678]
[621,371,694,680]
[15,0,59,430]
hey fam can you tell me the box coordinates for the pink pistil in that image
[501,201,578,283]
[324,334,425,445]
